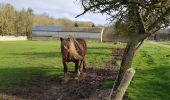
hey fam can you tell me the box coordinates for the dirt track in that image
[148,41,170,48]
[0,48,124,100]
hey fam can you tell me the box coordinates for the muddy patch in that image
[1,66,117,100]
[0,48,124,100]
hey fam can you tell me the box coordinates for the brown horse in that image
[60,36,87,78]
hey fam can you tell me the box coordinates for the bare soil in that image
[0,48,124,100]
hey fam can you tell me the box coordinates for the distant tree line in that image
[33,14,95,27]
[0,3,96,37]
[0,3,33,38]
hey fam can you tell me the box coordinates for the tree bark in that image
[115,38,138,88]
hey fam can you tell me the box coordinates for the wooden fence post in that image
[100,27,105,42]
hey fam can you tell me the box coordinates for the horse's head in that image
[60,38,70,49]
[60,37,74,50]
[60,37,83,60]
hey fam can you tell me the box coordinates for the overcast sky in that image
[1,0,108,25]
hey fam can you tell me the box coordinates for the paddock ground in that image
[0,40,169,100]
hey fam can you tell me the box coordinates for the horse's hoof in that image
[74,71,80,80]
[77,71,81,77]
[81,72,87,77]
[83,67,86,70]
[63,79,68,83]
[74,76,80,82]
[74,76,79,80]
[63,76,69,83]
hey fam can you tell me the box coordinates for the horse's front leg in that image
[83,57,86,70]
[63,61,69,82]
[79,60,83,72]
[63,61,68,76]
[75,61,80,78]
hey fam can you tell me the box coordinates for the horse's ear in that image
[60,37,63,41]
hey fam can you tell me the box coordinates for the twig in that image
[108,67,120,100]
[57,94,64,100]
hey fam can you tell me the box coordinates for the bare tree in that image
[25,8,33,39]
[77,0,170,88]
[74,22,79,27]
[92,23,95,27]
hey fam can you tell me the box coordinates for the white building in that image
[32,26,104,42]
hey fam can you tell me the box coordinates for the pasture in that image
[159,41,170,45]
[0,40,169,100]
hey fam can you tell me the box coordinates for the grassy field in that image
[0,40,169,100]
[0,40,123,91]
[129,42,170,100]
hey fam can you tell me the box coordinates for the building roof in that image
[60,27,102,33]
[32,26,64,32]
[32,26,103,33]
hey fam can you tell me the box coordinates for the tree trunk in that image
[114,68,135,100]
[115,38,138,88]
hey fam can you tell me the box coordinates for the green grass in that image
[0,40,169,100]
[128,42,170,100]
[99,80,115,88]
[0,40,123,91]
[95,41,170,100]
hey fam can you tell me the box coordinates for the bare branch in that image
[135,39,145,51]
[75,9,90,18]
[147,7,170,32]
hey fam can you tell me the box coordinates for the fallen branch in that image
[114,68,135,100]
[109,68,135,100]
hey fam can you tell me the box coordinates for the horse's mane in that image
[64,36,83,60]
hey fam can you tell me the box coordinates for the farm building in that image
[149,29,170,41]
[32,26,104,41]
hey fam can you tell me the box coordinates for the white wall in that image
[0,36,27,41]
[32,31,101,40]
[32,31,58,37]
[58,32,100,39]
